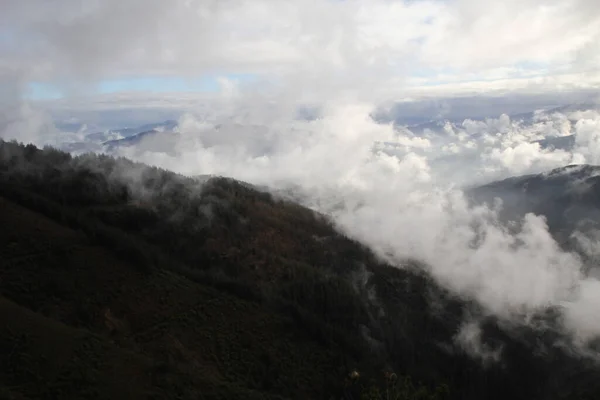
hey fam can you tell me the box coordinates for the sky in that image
[2,0,600,105]
[26,73,258,100]
[3,0,600,358]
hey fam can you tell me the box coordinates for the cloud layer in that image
[3,0,600,99]
[95,101,600,350]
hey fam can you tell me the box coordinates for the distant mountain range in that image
[52,102,600,158]
[534,135,576,151]
[56,119,179,154]
[103,128,179,151]
[468,164,600,258]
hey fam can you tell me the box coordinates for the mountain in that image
[2,140,600,399]
[393,103,598,142]
[103,129,179,151]
[534,134,576,151]
[544,103,600,116]
[101,120,181,153]
[87,120,178,142]
[53,120,180,155]
[468,164,600,257]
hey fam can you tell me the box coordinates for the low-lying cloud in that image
[98,101,600,350]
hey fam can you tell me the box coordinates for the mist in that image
[3,0,600,355]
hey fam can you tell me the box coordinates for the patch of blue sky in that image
[97,73,256,93]
[27,83,64,100]
[26,73,257,100]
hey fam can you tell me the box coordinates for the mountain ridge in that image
[2,140,600,399]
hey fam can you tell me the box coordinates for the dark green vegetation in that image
[1,140,600,399]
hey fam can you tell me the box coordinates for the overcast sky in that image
[2,0,600,105]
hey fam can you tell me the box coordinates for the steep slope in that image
[468,164,600,246]
[0,141,457,399]
[2,140,600,399]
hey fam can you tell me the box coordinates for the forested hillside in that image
[1,140,599,400]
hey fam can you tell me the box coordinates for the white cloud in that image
[574,118,600,164]
[486,142,575,176]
